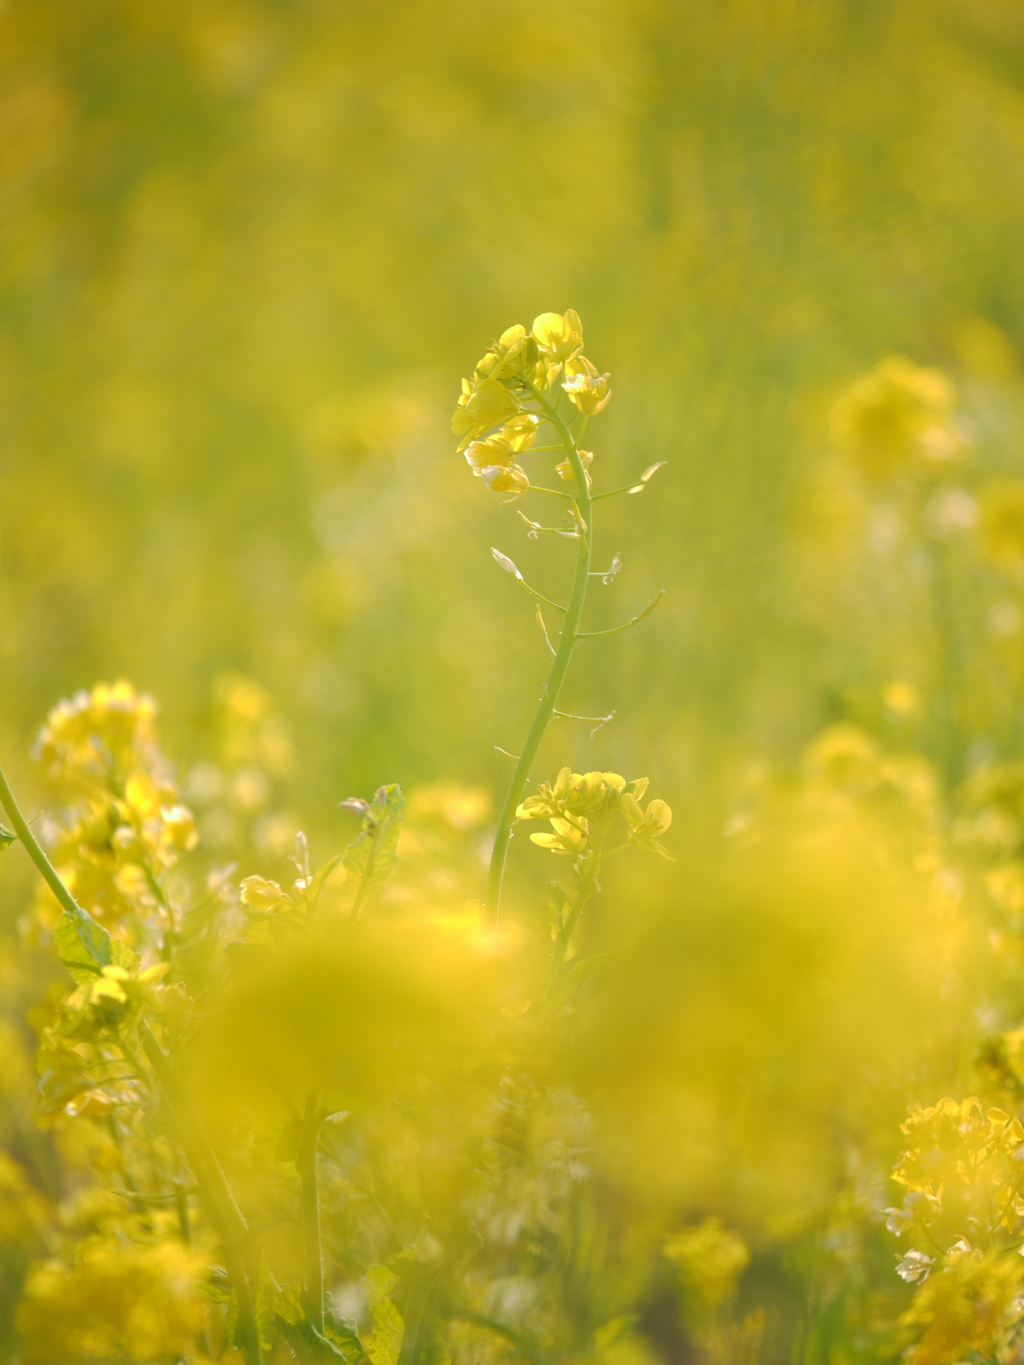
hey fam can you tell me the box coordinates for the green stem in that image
[0,759,82,917]
[298,1097,325,1334]
[533,826,606,1010]
[487,394,592,917]
[175,1185,193,1247]
[350,822,385,920]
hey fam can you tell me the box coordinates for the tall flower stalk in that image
[452,310,664,913]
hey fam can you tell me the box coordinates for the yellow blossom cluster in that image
[16,1235,207,1365]
[887,1098,1024,1244]
[978,478,1024,576]
[30,682,197,938]
[899,1247,1023,1365]
[831,355,965,484]
[452,310,611,495]
[664,1217,750,1310]
[881,1099,1024,1363]
[516,767,672,859]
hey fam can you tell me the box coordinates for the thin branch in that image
[553,708,616,738]
[518,579,568,614]
[576,589,666,639]
[526,485,573,500]
[535,605,556,657]
[590,482,646,501]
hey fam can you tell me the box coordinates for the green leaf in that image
[0,825,15,853]
[343,785,404,914]
[363,1265,405,1365]
[197,1276,234,1306]
[54,911,107,983]
[255,1258,278,1351]
[54,909,139,986]
[323,1309,366,1364]
[275,1316,349,1361]
[546,880,571,939]
[534,952,611,1025]
[305,853,344,913]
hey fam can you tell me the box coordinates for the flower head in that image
[979,478,1024,574]
[562,355,612,415]
[464,434,516,473]
[532,309,584,364]
[620,792,675,858]
[474,324,533,383]
[479,463,529,494]
[529,814,589,856]
[451,377,522,451]
[517,769,672,859]
[830,355,963,484]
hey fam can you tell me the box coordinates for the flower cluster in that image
[452,310,611,495]
[830,354,966,485]
[978,477,1024,576]
[30,683,197,939]
[886,1097,1024,1245]
[516,767,672,859]
[16,1234,207,1365]
[898,1246,1023,1365]
[664,1217,750,1310]
[883,1098,1024,1364]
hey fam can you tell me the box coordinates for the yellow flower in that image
[978,478,1024,573]
[239,874,290,912]
[451,377,522,450]
[562,355,612,415]
[34,681,161,798]
[464,417,540,482]
[519,768,622,821]
[830,355,962,484]
[887,1096,1024,1245]
[556,449,593,485]
[621,792,675,858]
[474,324,533,382]
[502,411,540,452]
[532,309,584,363]
[900,1248,1022,1365]
[530,814,589,856]
[160,803,199,852]
[464,434,516,473]
[89,965,131,1004]
[664,1218,750,1308]
[17,1236,206,1365]
[883,679,921,718]
[479,463,529,494]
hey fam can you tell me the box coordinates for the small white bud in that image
[491,548,522,579]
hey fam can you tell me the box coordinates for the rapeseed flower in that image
[831,355,963,484]
[562,355,612,414]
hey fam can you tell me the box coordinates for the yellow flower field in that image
[5,4,1024,1362]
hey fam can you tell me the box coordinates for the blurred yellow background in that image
[9,6,1024,1361]
[6,0,1024,851]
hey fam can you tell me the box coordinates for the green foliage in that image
[342,784,405,916]
[53,909,138,985]
[363,1267,405,1365]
